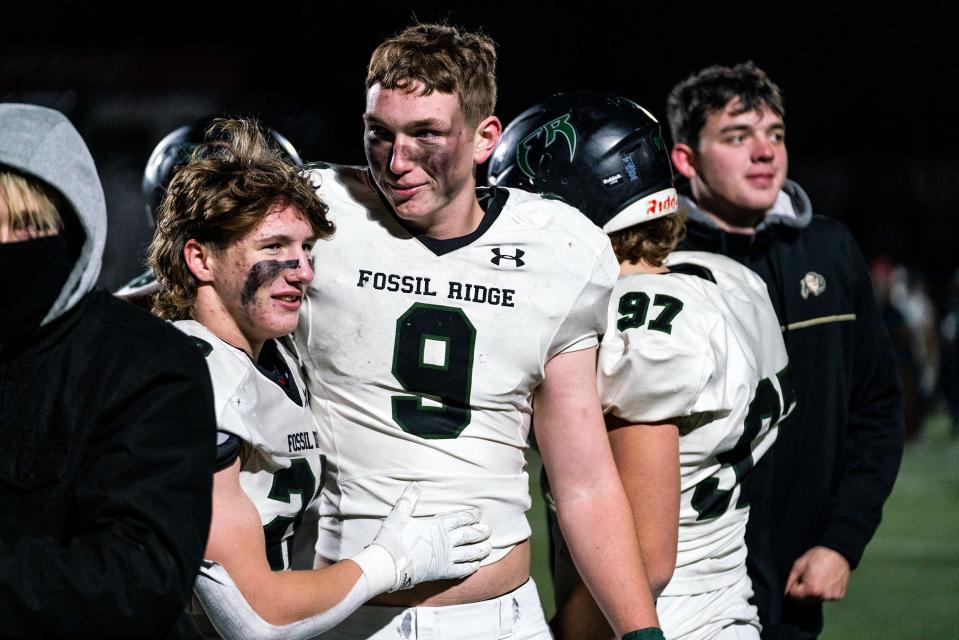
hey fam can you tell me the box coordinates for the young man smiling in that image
[297,23,662,640]
[149,119,492,640]
[364,84,486,239]
[667,62,904,640]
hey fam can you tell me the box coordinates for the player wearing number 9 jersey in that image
[298,163,614,563]
[490,92,794,640]
[149,119,492,640]
[296,23,663,640]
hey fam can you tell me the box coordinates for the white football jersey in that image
[598,251,793,597]
[296,165,617,564]
[175,320,325,572]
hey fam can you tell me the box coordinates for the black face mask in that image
[0,235,75,343]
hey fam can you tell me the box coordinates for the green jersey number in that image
[391,303,476,439]
[691,366,794,521]
[262,456,323,570]
[617,292,684,334]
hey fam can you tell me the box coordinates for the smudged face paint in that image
[211,204,316,354]
[241,259,301,305]
[364,83,479,236]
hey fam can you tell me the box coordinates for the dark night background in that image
[3,1,957,300]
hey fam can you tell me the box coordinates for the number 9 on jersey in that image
[391,303,476,439]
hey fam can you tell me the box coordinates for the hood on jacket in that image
[679,178,813,236]
[0,103,106,325]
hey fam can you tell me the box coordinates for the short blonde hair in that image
[148,119,333,320]
[609,210,687,267]
[0,171,64,237]
[367,23,497,128]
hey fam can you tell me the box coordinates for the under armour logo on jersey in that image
[800,271,826,299]
[491,248,526,267]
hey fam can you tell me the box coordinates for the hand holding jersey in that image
[354,483,492,593]
[195,483,490,640]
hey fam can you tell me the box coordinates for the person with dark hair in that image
[490,91,793,640]
[149,118,492,640]
[666,62,904,639]
[0,104,217,638]
[296,23,662,640]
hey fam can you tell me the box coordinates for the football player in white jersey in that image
[296,23,663,640]
[490,93,793,640]
[115,116,304,307]
[148,118,492,640]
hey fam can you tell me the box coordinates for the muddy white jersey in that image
[296,164,617,565]
[598,251,793,596]
[174,320,325,572]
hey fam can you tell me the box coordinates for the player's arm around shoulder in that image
[534,347,661,638]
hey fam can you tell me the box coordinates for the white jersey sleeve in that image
[599,273,731,424]
[548,231,618,357]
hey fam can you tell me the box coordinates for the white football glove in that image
[363,483,492,592]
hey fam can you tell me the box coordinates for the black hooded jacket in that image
[0,293,216,639]
[0,104,216,639]
[678,179,904,635]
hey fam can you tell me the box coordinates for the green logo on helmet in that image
[517,113,577,181]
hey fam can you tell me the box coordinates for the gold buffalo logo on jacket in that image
[800,272,826,299]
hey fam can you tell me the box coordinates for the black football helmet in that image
[141,117,303,224]
[488,91,678,232]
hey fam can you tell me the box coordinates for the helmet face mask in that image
[488,92,678,232]
[141,117,303,225]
